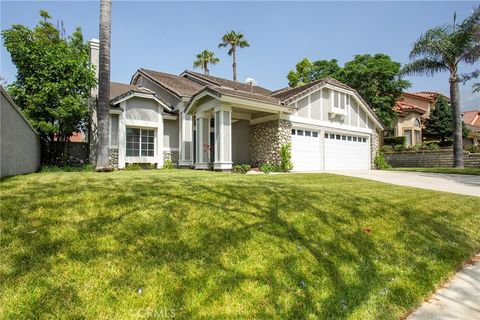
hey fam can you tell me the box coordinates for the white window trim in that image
[109,114,119,148]
[125,127,156,158]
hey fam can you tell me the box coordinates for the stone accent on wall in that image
[163,151,179,167]
[249,119,292,166]
[370,129,380,169]
[384,150,480,168]
[108,148,118,168]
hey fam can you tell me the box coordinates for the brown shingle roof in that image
[271,77,353,102]
[208,86,282,105]
[110,82,153,101]
[138,68,204,98]
[182,70,273,96]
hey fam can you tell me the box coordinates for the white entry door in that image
[324,132,370,170]
[291,128,321,171]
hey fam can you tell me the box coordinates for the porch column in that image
[156,105,164,169]
[179,111,193,167]
[213,105,232,171]
[118,101,126,169]
[194,112,210,169]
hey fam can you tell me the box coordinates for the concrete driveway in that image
[328,170,480,197]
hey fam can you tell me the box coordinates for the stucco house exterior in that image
[463,109,480,145]
[393,92,450,146]
[88,40,384,171]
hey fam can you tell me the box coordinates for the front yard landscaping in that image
[387,167,480,176]
[1,170,479,319]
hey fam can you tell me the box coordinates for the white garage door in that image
[324,132,370,170]
[291,128,321,171]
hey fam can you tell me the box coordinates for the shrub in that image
[410,144,421,151]
[380,145,393,153]
[125,163,140,171]
[163,160,174,169]
[280,143,293,172]
[233,164,251,174]
[393,144,405,151]
[427,143,439,151]
[374,152,391,170]
[384,136,406,147]
[40,164,93,172]
[465,144,480,153]
[260,163,282,174]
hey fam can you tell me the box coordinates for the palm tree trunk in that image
[232,47,237,81]
[204,61,209,75]
[450,74,464,168]
[96,0,112,172]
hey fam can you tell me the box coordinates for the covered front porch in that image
[186,89,294,171]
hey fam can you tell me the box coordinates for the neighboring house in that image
[1,86,40,178]
[463,109,480,145]
[393,92,449,146]
[88,40,384,171]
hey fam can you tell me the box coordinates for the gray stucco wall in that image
[164,118,179,149]
[232,119,250,164]
[1,88,41,177]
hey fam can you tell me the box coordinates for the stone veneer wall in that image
[108,148,118,168]
[163,151,179,167]
[249,119,292,166]
[370,130,380,169]
[384,150,480,168]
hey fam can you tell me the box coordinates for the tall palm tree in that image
[193,50,220,75]
[218,31,250,81]
[95,0,112,172]
[402,7,479,168]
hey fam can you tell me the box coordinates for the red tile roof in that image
[464,109,480,127]
[394,101,427,114]
[412,91,450,102]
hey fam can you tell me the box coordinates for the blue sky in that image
[1,1,479,110]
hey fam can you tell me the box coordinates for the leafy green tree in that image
[218,31,249,81]
[402,7,480,168]
[2,10,96,165]
[338,54,410,128]
[193,50,220,75]
[424,97,471,141]
[287,58,341,87]
[286,54,410,127]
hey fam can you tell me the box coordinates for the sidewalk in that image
[407,254,480,320]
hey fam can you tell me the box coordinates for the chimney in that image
[88,38,100,96]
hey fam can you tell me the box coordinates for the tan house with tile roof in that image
[392,92,450,146]
[463,109,480,145]
[88,41,384,171]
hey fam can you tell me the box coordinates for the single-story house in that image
[392,92,450,146]
[88,39,384,171]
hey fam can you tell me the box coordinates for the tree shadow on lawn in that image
[1,172,479,319]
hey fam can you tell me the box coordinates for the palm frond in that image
[401,58,448,77]
[409,26,452,60]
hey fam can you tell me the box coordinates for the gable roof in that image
[181,70,273,96]
[414,91,450,102]
[464,109,480,127]
[394,101,427,115]
[109,82,172,110]
[271,77,353,103]
[137,68,204,98]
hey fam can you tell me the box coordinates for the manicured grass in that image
[387,167,480,175]
[1,170,479,319]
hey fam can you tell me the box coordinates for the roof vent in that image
[245,77,257,92]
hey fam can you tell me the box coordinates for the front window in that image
[415,130,421,145]
[126,128,155,157]
[332,91,346,109]
[404,129,412,146]
[414,118,420,128]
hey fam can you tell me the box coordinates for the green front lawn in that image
[1,170,479,319]
[387,167,480,175]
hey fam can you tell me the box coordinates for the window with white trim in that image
[332,91,346,109]
[126,128,155,157]
[109,114,119,147]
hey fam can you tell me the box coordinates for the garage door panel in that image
[291,129,321,171]
[324,132,370,170]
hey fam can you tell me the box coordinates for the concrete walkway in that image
[407,255,480,320]
[328,170,480,197]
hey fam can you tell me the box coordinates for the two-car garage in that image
[291,128,371,171]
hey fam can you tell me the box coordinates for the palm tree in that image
[218,31,250,81]
[402,7,479,168]
[193,50,220,75]
[95,0,112,172]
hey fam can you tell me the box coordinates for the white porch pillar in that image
[179,111,193,167]
[194,112,210,169]
[118,101,126,169]
[213,105,232,171]
[156,104,164,169]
